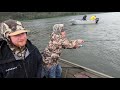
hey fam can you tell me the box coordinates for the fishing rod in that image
[78,39,118,47]
[85,39,118,42]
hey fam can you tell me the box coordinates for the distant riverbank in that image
[0,12,102,22]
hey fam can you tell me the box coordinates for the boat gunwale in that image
[60,58,114,78]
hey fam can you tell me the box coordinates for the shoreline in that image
[0,12,104,22]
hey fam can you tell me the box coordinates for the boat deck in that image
[60,58,113,78]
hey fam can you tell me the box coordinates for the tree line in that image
[0,12,100,22]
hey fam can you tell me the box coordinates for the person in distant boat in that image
[0,19,43,78]
[95,18,99,24]
[41,24,84,78]
[82,15,87,20]
[90,15,96,21]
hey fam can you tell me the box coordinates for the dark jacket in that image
[0,39,42,78]
[82,15,87,20]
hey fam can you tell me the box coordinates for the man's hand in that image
[74,39,84,48]
[77,39,84,44]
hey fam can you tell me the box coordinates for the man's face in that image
[10,33,27,47]
[61,31,66,38]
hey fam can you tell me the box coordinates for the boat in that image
[59,58,113,78]
[70,18,99,25]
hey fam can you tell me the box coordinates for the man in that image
[0,19,43,78]
[82,15,87,20]
[42,24,84,78]
[90,15,96,21]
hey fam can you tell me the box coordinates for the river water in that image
[23,12,120,78]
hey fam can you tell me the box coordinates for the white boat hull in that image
[70,19,98,25]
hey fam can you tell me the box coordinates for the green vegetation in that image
[0,12,101,22]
